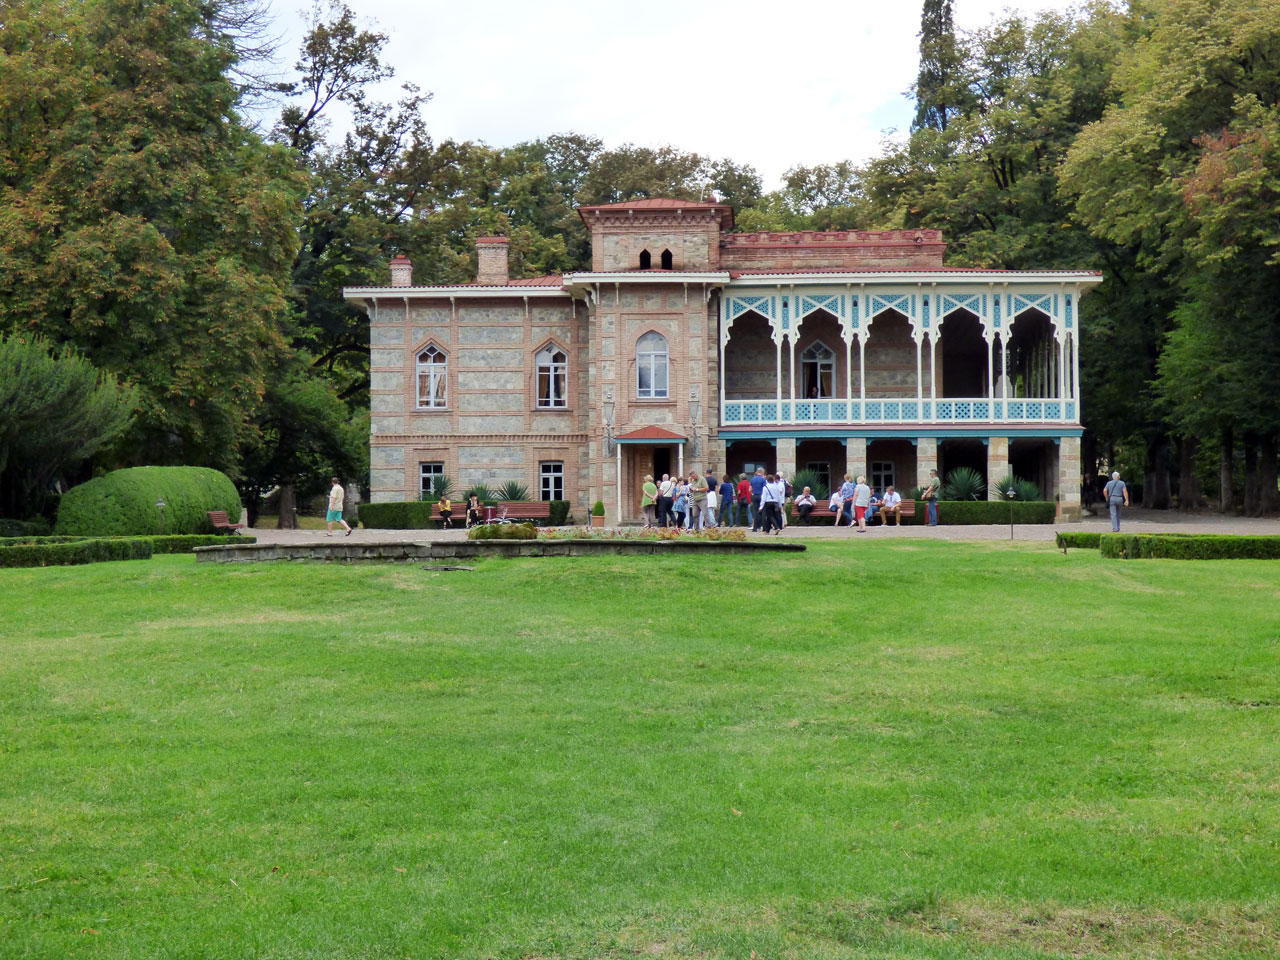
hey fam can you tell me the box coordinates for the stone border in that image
[194,538,805,563]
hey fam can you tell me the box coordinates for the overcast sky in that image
[264,0,1079,189]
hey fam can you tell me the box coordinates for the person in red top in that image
[735,474,751,528]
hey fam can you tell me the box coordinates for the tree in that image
[0,337,136,519]
[0,0,304,470]
[912,0,958,132]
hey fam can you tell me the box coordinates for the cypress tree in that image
[912,0,957,132]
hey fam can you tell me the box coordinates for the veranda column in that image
[677,443,684,479]
[777,438,797,481]
[615,442,623,523]
[774,334,783,424]
[916,437,938,493]
[1002,339,1010,412]
[1057,337,1067,420]
[1071,335,1080,407]
[986,335,996,405]
[788,337,797,421]
[1058,436,1082,521]
[929,334,938,412]
[915,337,924,420]
[847,437,868,484]
[987,437,1009,500]
[858,337,867,407]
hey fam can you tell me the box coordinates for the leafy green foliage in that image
[591,500,605,517]
[0,537,152,568]
[942,466,986,501]
[1055,531,1103,552]
[0,337,136,519]
[0,518,52,538]
[494,481,531,502]
[990,474,1041,502]
[357,501,436,529]
[1100,533,1280,560]
[547,500,571,526]
[910,500,1056,524]
[789,469,829,500]
[54,467,241,537]
[463,485,494,503]
[466,522,536,541]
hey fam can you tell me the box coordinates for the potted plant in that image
[590,500,606,528]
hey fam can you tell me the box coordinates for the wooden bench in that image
[207,510,247,534]
[790,498,917,525]
[869,499,916,525]
[429,501,553,526]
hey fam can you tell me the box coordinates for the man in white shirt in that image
[656,474,675,528]
[880,485,903,526]
[326,477,353,537]
[793,487,817,523]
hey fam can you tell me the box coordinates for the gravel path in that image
[243,508,1279,546]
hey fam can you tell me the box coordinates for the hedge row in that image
[141,534,256,554]
[0,538,153,568]
[55,466,241,537]
[1100,533,1280,560]
[0,534,254,566]
[1055,531,1103,552]
[913,500,1057,525]
[360,500,570,529]
[0,535,88,546]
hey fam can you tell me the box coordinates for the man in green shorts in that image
[326,477,353,536]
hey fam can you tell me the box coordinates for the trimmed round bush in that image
[54,466,241,537]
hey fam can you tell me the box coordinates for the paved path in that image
[245,508,1279,546]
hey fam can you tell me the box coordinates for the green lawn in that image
[2,541,1278,959]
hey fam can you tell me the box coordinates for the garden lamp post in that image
[1006,489,1016,541]
[156,498,166,535]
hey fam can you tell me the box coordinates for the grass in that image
[1,540,1278,959]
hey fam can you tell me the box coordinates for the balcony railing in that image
[721,397,1077,426]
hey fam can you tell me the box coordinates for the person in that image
[852,475,872,533]
[438,495,453,529]
[704,468,719,525]
[466,494,484,529]
[325,477,352,536]
[656,473,675,528]
[922,468,941,525]
[835,474,856,526]
[688,470,708,530]
[673,478,688,529]
[865,489,882,526]
[1103,470,1129,532]
[778,471,791,528]
[759,473,786,534]
[880,485,903,526]
[736,473,752,527]
[749,468,767,531]
[719,475,736,527]
[640,474,658,528]
[793,486,817,522]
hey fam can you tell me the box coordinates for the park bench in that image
[207,510,247,534]
[790,498,917,525]
[430,501,553,526]
[869,499,917,525]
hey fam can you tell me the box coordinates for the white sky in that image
[265,0,1079,189]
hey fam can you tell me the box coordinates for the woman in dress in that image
[673,477,689,529]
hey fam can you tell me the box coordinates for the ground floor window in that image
[805,461,831,494]
[540,461,564,501]
[420,461,444,497]
[870,460,895,491]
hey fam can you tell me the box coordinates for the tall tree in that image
[912,0,958,132]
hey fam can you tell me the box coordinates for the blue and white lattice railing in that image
[721,397,1074,426]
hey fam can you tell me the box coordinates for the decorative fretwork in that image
[797,294,845,323]
[725,295,779,323]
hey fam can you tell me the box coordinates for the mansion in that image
[344,199,1100,523]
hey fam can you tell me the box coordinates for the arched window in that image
[801,341,835,399]
[639,249,651,270]
[416,345,447,409]
[636,332,669,399]
[535,344,568,408]
[660,249,673,270]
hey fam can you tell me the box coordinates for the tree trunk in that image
[1260,435,1280,514]
[1143,435,1171,509]
[1219,427,1234,514]
[1243,434,1260,516]
[1177,435,1200,511]
[276,483,298,529]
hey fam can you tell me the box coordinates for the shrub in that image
[1100,533,1280,560]
[789,469,829,500]
[143,534,256,554]
[495,481,531,502]
[905,500,1055,525]
[359,501,436,529]
[990,474,1041,502]
[0,537,153,568]
[1055,531,1102,552]
[430,474,454,500]
[55,466,241,537]
[0,535,87,546]
[0,518,51,537]
[463,484,493,503]
[942,466,986,501]
[591,500,605,517]
[467,522,536,540]
[548,500,571,526]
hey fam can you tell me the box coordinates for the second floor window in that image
[636,332,669,399]
[801,341,835,398]
[536,345,568,408]
[416,345,447,409]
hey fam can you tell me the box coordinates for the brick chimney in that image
[389,255,413,288]
[476,236,509,285]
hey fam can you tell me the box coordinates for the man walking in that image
[325,477,352,536]
[1104,470,1129,532]
[749,468,767,532]
[922,468,941,526]
[657,474,674,528]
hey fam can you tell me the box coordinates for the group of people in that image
[638,466,943,534]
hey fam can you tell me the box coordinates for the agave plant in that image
[990,473,1041,502]
[462,484,493,503]
[431,473,455,500]
[494,481,531,502]
[942,466,986,501]
[789,468,829,500]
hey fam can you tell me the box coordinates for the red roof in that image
[615,426,688,442]
[728,268,1102,277]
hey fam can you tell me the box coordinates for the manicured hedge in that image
[0,535,87,546]
[55,466,241,537]
[141,534,257,554]
[904,500,1056,525]
[1100,533,1280,560]
[360,499,506,529]
[548,500,571,526]
[1055,531,1102,552]
[467,522,537,541]
[0,518,51,537]
[0,537,153,568]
